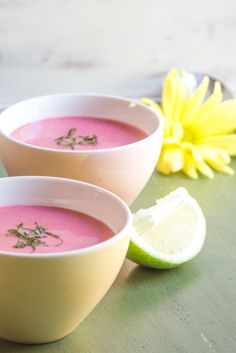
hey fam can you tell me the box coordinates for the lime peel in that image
[127,187,206,269]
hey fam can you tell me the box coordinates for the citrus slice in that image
[127,187,206,269]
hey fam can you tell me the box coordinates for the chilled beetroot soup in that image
[11,116,147,150]
[0,205,114,254]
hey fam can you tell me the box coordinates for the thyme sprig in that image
[7,222,63,252]
[54,128,97,150]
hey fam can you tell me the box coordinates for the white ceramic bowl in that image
[0,176,131,344]
[0,94,163,205]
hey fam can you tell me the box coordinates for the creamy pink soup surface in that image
[0,205,115,254]
[11,116,147,150]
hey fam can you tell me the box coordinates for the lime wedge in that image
[127,187,206,269]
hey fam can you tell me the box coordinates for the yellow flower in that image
[141,68,236,179]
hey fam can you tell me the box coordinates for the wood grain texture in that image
[0,160,235,352]
[0,0,236,104]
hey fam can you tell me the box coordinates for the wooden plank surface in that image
[0,160,235,353]
[0,0,236,104]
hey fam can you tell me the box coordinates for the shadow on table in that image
[111,258,202,317]
[0,337,73,353]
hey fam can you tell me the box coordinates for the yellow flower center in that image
[182,126,196,144]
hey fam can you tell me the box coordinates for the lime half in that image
[127,187,206,269]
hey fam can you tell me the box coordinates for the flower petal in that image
[196,100,236,137]
[156,150,171,175]
[168,148,185,172]
[192,147,214,178]
[191,81,223,130]
[172,75,188,121]
[157,146,184,174]
[216,148,231,164]
[170,121,184,142]
[196,134,236,155]
[181,76,210,124]
[197,145,231,164]
[196,160,215,179]
[206,159,234,175]
[139,98,163,116]
[161,68,178,120]
[183,153,199,179]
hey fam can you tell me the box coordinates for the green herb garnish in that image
[7,222,63,252]
[54,128,97,149]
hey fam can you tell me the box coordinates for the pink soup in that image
[0,205,115,254]
[11,116,147,150]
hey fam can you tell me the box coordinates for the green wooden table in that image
[0,160,235,353]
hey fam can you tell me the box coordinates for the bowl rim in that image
[0,93,163,154]
[0,176,132,258]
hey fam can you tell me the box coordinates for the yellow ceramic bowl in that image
[0,176,131,344]
[0,94,163,205]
